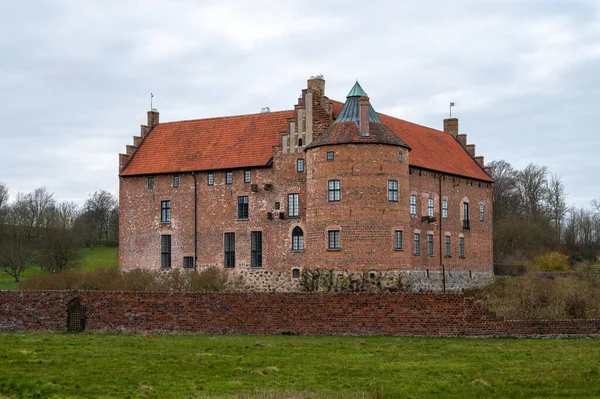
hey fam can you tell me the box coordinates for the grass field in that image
[0,246,118,290]
[0,334,599,398]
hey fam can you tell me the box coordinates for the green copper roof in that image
[335,81,382,124]
[347,81,368,97]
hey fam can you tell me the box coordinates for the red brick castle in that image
[119,76,494,291]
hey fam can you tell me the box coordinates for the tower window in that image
[328,180,341,202]
[288,193,299,217]
[328,230,340,250]
[297,158,305,172]
[326,151,334,161]
[398,152,403,162]
[388,180,398,202]
[479,203,484,222]
[292,226,304,251]
[394,230,403,250]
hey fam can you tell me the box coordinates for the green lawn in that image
[0,335,599,398]
[0,246,118,290]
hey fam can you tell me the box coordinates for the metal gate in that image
[67,298,86,333]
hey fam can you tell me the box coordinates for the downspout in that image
[192,172,198,271]
[439,174,446,292]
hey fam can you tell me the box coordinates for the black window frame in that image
[207,172,214,186]
[328,180,341,202]
[161,234,171,269]
[394,230,403,250]
[292,268,301,278]
[183,256,194,269]
[292,226,304,251]
[148,177,154,190]
[428,198,434,217]
[244,170,251,183]
[459,237,465,258]
[224,232,235,268]
[463,202,470,229]
[326,151,334,161]
[413,233,421,256]
[226,171,233,185]
[409,195,417,215]
[251,231,263,268]
[297,158,305,172]
[173,175,179,188]
[288,193,299,217]
[160,200,171,223]
[445,236,451,257]
[237,196,249,219]
[427,234,434,256]
[388,180,398,202]
[328,230,340,250]
[479,203,484,222]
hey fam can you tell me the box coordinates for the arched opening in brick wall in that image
[67,298,86,333]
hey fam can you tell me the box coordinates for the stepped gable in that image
[305,82,411,151]
[120,110,294,176]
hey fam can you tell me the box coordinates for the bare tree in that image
[489,160,519,220]
[517,163,548,219]
[546,174,568,243]
[0,195,34,282]
[83,190,118,245]
[38,201,82,273]
[25,187,56,233]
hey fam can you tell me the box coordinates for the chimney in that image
[147,109,159,128]
[359,96,370,137]
[443,118,458,137]
[307,75,325,97]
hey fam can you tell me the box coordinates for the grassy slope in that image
[0,246,118,290]
[0,334,599,398]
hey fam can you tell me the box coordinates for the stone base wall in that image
[1,290,599,337]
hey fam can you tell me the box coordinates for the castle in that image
[118,76,494,291]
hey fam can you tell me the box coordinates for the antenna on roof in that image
[150,93,154,111]
[449,102,455,118]
[260,107,271,113]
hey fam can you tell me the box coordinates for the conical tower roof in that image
[305,82,410,151]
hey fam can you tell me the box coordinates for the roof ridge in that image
[156,109,294,125]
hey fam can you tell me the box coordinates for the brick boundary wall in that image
[1,291,599,337]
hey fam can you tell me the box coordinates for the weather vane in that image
[449,101,455,118]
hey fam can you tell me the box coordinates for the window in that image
[326,151,334,161]
[413,233,421,255]
[427,234,434,256]
[226,172,232,185]
[445,236,451,257]
[275,202,280,210]
[148,177,154,190]
[398,152,403,162]
[288,194,299,217]
[463,203,470,229]
[298,138,303,146]
[442,200,448,219]
[251,231,262,268]
[479,203,484,222]
[207,173,214,186]
[183,256,194,269]
[410,195,417,215]
[237,196,249,219]
[328,180,341,201]
[388,180,398,202]
[394,230,403,250]
[428,198,434,217]
[173,175,179,188]
[292,268,301,278]
[161,235,171,268]
[160,200,171,223]
[328,230,340,250]
[224,232,235,268]
[244,170,251,183]
[459,237,465,258]
[292,226,304,251]
[297,158,305,172]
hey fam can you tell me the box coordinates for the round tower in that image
[304,82,411,271]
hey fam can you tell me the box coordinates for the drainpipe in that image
[439,174,446,292]
[192,172,198,271]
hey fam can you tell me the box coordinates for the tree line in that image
[490,160,600,265]
[0,182,118,282]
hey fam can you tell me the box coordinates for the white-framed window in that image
[173,175,179,188]
[442,200,448,218]
[328,230,340,250]
[428,198,434,217]
[226,172,233,185]
[394,230,403,250]
[288,193,299,217]
[479,203,484,222]
[413,233,421,255]
[326,151,334,161]
[328,180,340,202]
[410,195,417,215]
[244,170,251,183]
[207,173,214,186]
[297,159,305,172]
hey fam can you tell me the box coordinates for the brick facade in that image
[119,77,495,291]
[1,291,599,337]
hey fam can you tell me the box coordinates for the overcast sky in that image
[1,0,598,207]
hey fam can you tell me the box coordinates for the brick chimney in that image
[359,96,370,137]
[443,118,458,137]
[147,109,159,128]
[307,75,325,97]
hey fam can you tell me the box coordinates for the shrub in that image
[190,267,228,292]
[20,270,81,290]
[533,252,570,272]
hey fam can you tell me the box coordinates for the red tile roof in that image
[120,110,294,176]
[121,100,492,182]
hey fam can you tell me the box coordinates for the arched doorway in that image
[67,298,86,333]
